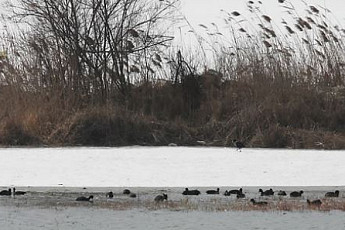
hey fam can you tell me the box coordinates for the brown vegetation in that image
[1,1,345,148]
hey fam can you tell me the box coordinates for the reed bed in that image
[0,1,345,148]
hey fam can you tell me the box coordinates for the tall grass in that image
[1,1,345,148]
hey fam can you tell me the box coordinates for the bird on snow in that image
[233,139,245,151]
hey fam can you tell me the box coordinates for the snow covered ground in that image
[0,146,344,187]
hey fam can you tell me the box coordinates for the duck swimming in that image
[106,191,114,198]
[250,199,268,206]
[259,188,274,196]
[154,193,168,202]
[206,188,220,194]
[76,195,94,202]
[277,190,287,196]
[129,193,137,198]
[224,188,242,196]
[307,199,322,206]
[290,190,303,197]
[237,193,245,198]
[0,188,11,196]
[13,188,26,196]
[182,188,200,195]
[325,190,339,198]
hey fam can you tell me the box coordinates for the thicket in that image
[1,0,345,149]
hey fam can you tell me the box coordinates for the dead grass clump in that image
[249,126,345,149]
[129,79,202,123]
[251,125,289,148]
[283,129,345,149]
[319,199,345,211]
[47,105,198,146]
[59,107,155,146]
[276,200,293,211]
[0,118,41,146]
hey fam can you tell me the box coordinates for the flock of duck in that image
[0,188,26,196]
[75,189,167,203]
[0,187,340,207]
[181,187,340,207]
[0,140,338,209]
[73,187,341,207]
[74,189,139,202]
[0,188,165,203]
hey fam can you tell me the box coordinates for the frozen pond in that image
[0,147,345,187]
[1,185,345,230]
[1,147,345,229]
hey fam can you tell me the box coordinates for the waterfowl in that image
[224,188,242,196]
[76,195,94,202]
[106,191,114,198]
[307,199,322,206]
[233,139,245,151]
[236,192,245,198]
[277,190,287,196]
[154,193,168,202]
[325,190,339,198]
[123,189,131,195]
[290,190,303,197]
[0,188,11,196]
[250,199,268,206]
[206,188,220,194]
[129,193,137,198]
[259,188,274,196]
[182,188,201,195]
[13,188,26,196]
[228,188,243,195]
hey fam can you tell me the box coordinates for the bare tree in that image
[9,0,177,102]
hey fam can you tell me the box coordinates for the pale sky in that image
[181,0,345,25]
[1,0,345,60]
[1,1,344,36]
[178,0,345,36]
[174,0,345,59]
